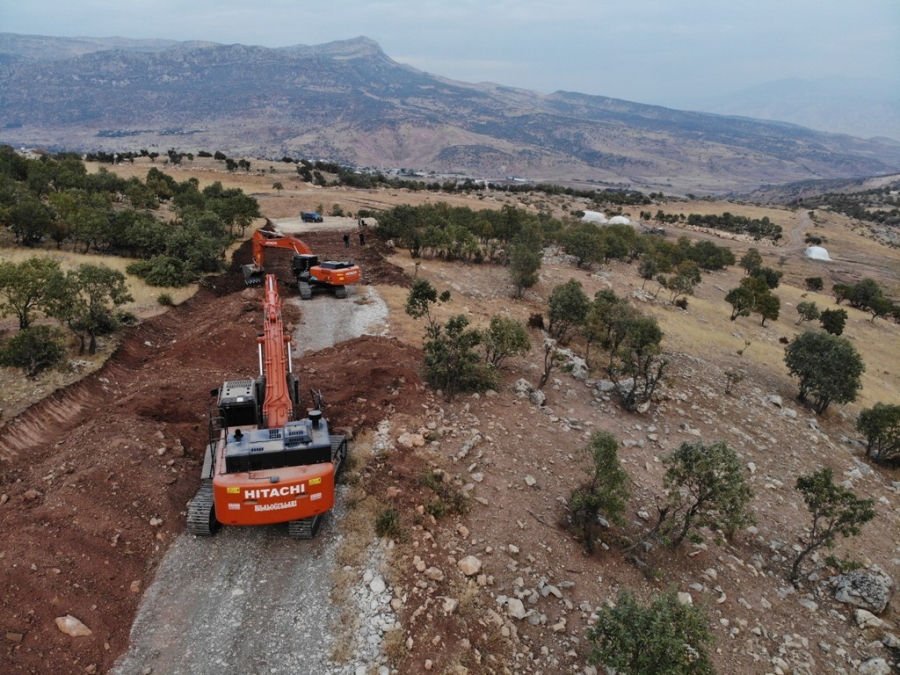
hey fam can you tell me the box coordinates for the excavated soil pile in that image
[0,239,422,675]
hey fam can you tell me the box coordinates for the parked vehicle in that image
[301,212,323,223]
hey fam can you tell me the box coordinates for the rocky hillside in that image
[3,34,900,195]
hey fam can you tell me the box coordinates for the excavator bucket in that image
[242,264,265,286]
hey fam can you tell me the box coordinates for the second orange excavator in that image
[242,227,361,299]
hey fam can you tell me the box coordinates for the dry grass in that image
[0,246,198,315]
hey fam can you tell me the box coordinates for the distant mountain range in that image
[2,33,899,196]
[675,77,900,143]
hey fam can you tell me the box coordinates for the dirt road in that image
[111,289,389,675]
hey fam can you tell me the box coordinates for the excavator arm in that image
[259,274,294,428]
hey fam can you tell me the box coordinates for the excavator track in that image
[287,437,347,540]
[298,281,312,300]
[187,480,220,536]
[331,435,348,476]
[334,285,348,299]
[288,514,321,540]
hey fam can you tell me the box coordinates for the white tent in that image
[607,215,631,225]
[582,210,608,223]
[805,246,831,261]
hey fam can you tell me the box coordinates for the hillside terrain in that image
[2,34,900,195]
[1,161,899,674]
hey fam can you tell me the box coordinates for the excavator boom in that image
[259,275,294,428]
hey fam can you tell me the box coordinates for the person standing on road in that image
[343,233,350,248]
[358,230,365,246]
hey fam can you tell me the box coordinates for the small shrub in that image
[674,296,688,310]
[656,440,755,547]
[420,470,469,518]
[805,276,824,292]
[857,403,900,465]
[375,508,402,539]
[527,313,545,329]
[0,325,67,378]
[791,468,875,584]
[567,431,630,554]
[157,293,175,307]
[587,588,715,675]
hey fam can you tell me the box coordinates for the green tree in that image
[422,314,495,400]
[660,260,701,304]
[405,278,450,337]
[586,588,715,675]
[547,279,590,342]
[791,468,875,584]
[754,291,780,326]
[784,330,865,414]
[0,325,67,378]
[637,258,658,289]
[657,440,755,547]
[725,275,771,322]
[846,278,883,310]
[47,264,133,355]
[739,248,763,275]
[0,257,64,329]
[581,289,630,365]
[795,301,820,325]
[562,225,603,267]
[832,283,851,305]
[749,265,783,289]
[508,222,543,298]
[481,315,530,369]
[725,285,754,321]
[4,192,55,245]
[805,277,824,292]
[606,312,667,411]
[568,431,630,553]
[819,308,848,335]
[856,403,900,465]
[866,295,894,323]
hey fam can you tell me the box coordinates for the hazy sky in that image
[2,0,898,108]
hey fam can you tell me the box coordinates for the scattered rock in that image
[857,657,891,675]
[677,592,693,605]
[834,570,894,614]
[55,615,92,637]
[855,609,885,629]
[457,556,482,577]
[506,598,527,620]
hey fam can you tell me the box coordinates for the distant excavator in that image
[187,274,348,539]
[242,226,361,299]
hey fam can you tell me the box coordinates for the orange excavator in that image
[242,226,361,299]
[187,274,348,539]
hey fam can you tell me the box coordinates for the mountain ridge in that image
[2,33,899,195]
